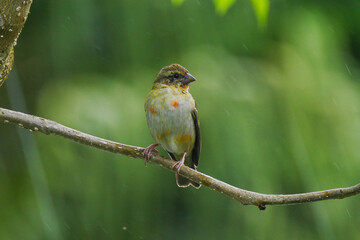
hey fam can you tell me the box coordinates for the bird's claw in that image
[171,151,186,176]
[143,144,159,166]
[171,161,183,174]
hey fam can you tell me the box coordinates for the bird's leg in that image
[143,143,159,166]
[172,151,187,177]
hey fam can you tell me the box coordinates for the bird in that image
[143,64,201,188]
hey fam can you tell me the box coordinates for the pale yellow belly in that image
[145,88,196,155]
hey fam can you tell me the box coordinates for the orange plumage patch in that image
[178,135,191,144]
[150,106,156,114]
[172,101,179,107]
[181,85,189,91]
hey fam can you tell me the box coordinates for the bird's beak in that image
[181,73,196,85]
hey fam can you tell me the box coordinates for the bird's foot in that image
[143,144,159,166]
[171,152,187,177]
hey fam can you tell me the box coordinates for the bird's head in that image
[153,64,196,89]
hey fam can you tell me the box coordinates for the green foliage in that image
[213,0,237,15]
[250,0,269,27]
[171,0,185,6]
[174,0,270,26]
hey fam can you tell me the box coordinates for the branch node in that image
[258,204,266,211]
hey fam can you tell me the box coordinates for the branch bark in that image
[0,0,33,87]
[1,107,359,210]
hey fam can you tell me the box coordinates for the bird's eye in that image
[173,73,180,79]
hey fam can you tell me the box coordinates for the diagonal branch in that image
[1,107,359,210]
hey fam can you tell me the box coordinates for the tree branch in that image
[1,107,359,210]
[0,0,33,87]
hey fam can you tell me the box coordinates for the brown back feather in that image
[191,109,201,167]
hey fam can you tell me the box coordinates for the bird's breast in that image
[145,87,196,154]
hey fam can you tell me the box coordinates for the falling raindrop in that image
[346,208,351,217]
[223,108,230,116]
[345,64,351,76]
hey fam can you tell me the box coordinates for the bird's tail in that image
[176,174,201,189]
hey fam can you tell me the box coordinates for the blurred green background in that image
[1,0,360,239]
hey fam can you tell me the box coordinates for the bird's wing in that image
[167,151,177,161]
[191,108,201,167]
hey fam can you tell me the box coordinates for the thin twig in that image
[1,107,359,210]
